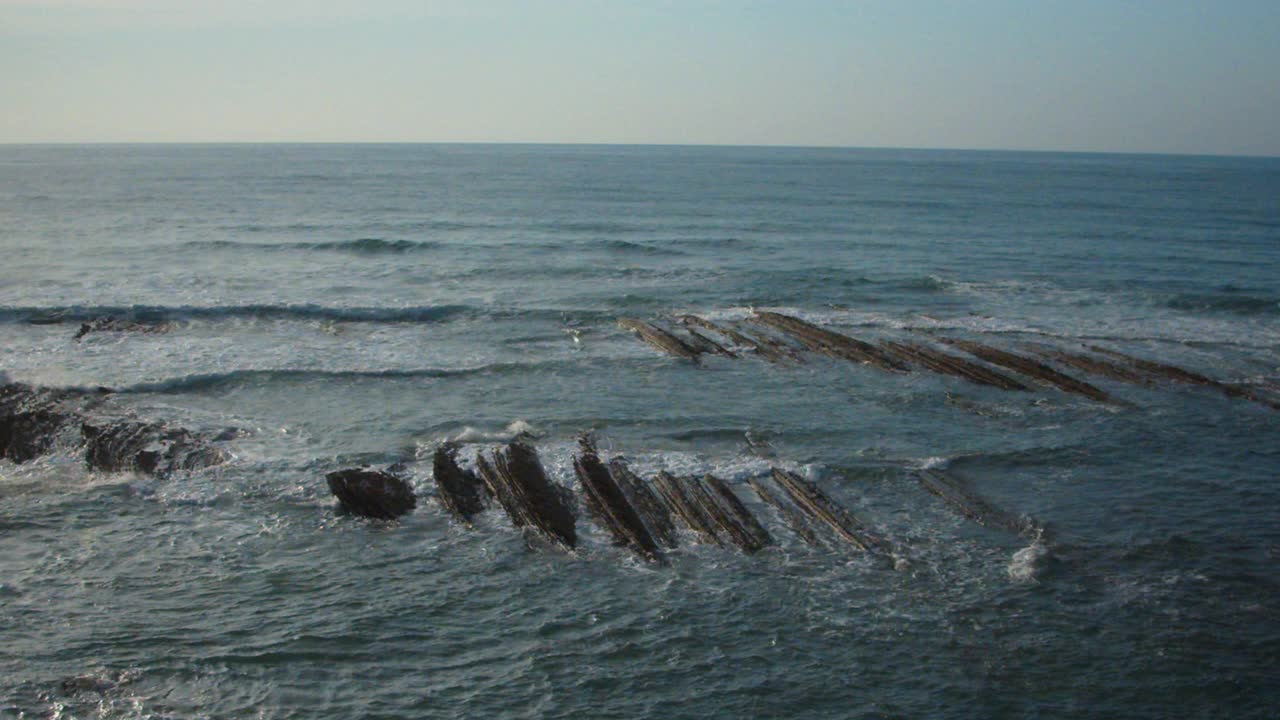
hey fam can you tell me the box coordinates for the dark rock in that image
[617,318,701,363]
[683,475,770,554]
[3,380,229,472]
[573,437,664,563]
[74,316,172,341]
[749,311,907,371]
[432,443,486,525]
[475,441,576,550]
[703,474,773,552]
[749,476,819,546]
[326,467,417,520]
[0,410,71,463]
[1,382,84,463]
[83,421,228,476]
[651,471,723,546]
[771,468,884,553]
[607,459,679,548]
[941,338,1115,403]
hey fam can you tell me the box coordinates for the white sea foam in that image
[448,420,540,444]
[914,456,952,470]
[1007,540,1052,583]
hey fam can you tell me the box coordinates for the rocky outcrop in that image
[74,316,172,341]
[83,421,228,476]
[1090,345,1280,410]
[607,459,679,548]
[940,338,1115,403]
[1,408,72,463]
[917,469,1036,536]
[475,441,577,551]
[572,438,664,563]
[2,380,229,475]
[880,340,1030,390]
[325,468,417,520]
[748,476,818,545]
[769,468,883,553]
[432,443,486,525]
[617,318,701,362]
[1,382,91,463]
[675,315,801,364]
[749,311,907,371]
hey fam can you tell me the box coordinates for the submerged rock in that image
[0,409,72,463]
[326,467,417,520]
[74,316,173,341]
[1,382,88,463]
[83,421,228,476]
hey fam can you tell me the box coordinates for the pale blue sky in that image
[3,0,1278,155]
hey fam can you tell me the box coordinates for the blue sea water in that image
[0,144,1278,719]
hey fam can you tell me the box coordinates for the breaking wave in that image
[182,237,444,255]
[4,303,473,326]
[1162,290,1280,316]
[110,363,578,395]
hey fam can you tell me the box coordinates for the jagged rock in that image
[82,421,227,476]
[880,340,1030,390]
[749,311,907,371]
[917,469,1037,536]
[771,468,883,552]
[0,409,71,463]
[475,441,577,550]
[573,438,664,563]
[651,471,723,546]
[703,474,773,551]
[683,475,771,554]
[676,315,794,363]
[608,459,679,548]
[432,443,486,525]
[74,316,172,341]
[617,318,701,362]
[1,382,87,463]
[326,467,417,520]
[749,476,818,545]
[941,338,1115,403]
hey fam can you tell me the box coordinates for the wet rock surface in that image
[82,421,228,476]
[74,315,173,341]
[325,467,417,520]
[2,380,229,475]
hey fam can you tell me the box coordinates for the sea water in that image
[1,144,1277,718]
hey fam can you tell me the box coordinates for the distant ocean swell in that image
[2,303,662,328]
[177,236,700,257]
[181,238,443,255]
[4,303,474,325]
[1161,290,1280,315]
[108,360,609,395]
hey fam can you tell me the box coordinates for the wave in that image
[596,238,688,256]
[892,274,954,292]
[224,219,482,234]
[517,238,687,257]
[110,363,564,394]
[537,221,643,234]
[668,236,753,251]
[183,237,443,255]
[1163,291,1279,316]
[2,303,474,326]
[189,235,692,258]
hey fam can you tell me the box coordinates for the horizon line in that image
[0,140,1276,161]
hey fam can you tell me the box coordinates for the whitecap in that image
[1007,540,1052,583]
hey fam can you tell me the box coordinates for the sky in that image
[2,0,1279,155]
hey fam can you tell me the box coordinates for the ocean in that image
[1,144,1277,718]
